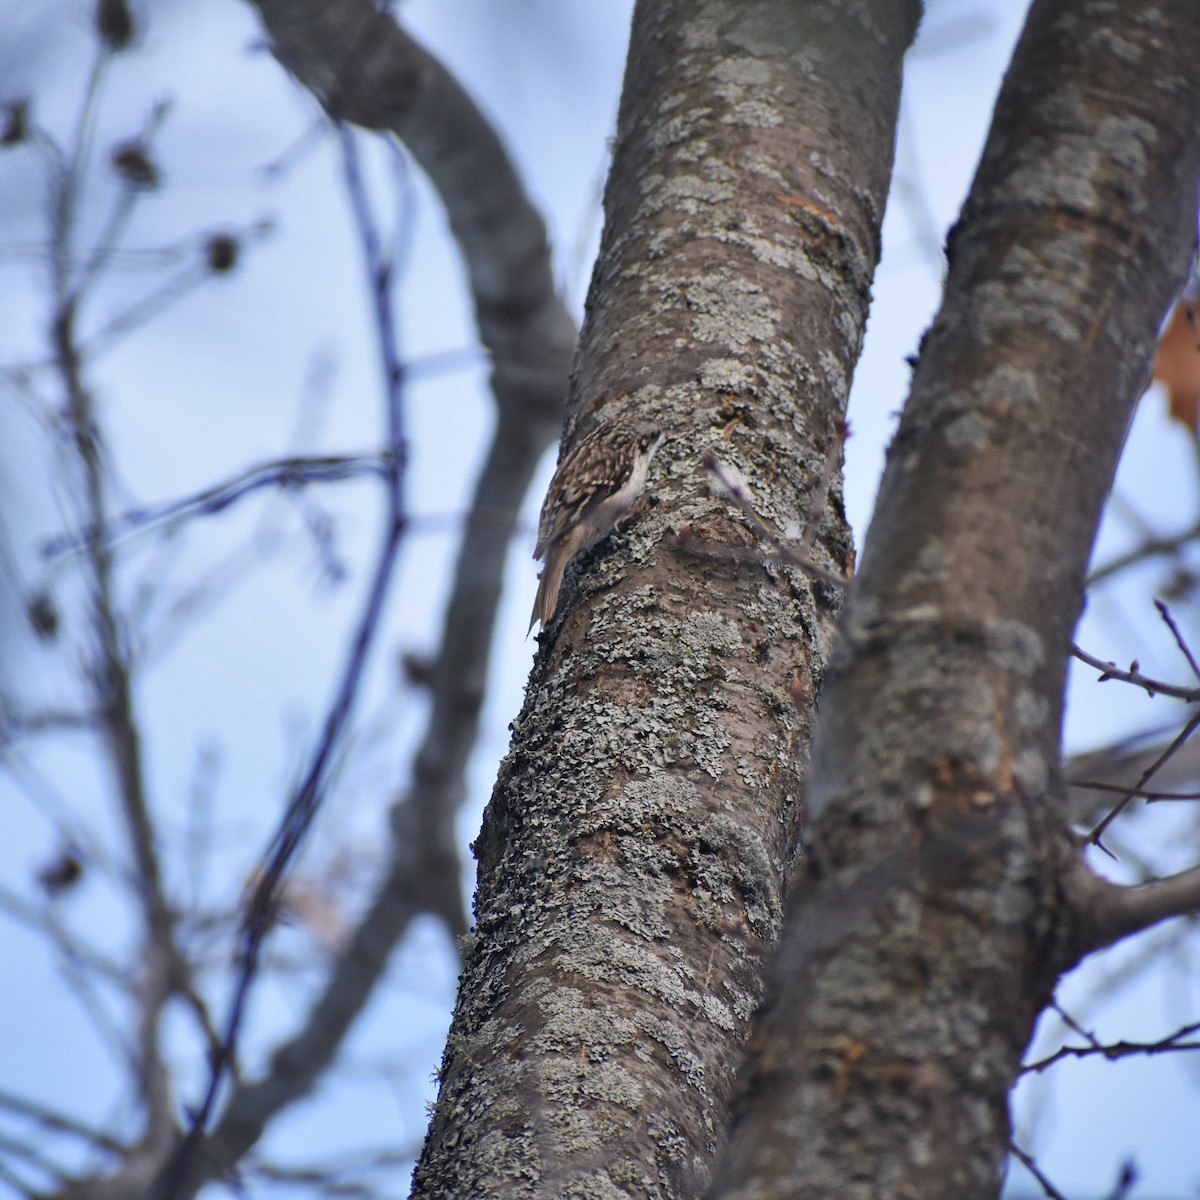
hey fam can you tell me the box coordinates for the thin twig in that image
[1009,1142,1068,1200]
[1086,517,1200,585]
[704,452,849,589]
[1089,708,1200,850]
[1071,642,1200,702]
[71,186,138,308]
[40,453,389,560]
[49,82,178,1146]
[172,123,412,1162]
[1069,778,1200,802]
[0,1089,126,1156]
[1048,999,1103,1049]
[68,102,175,303]
[1020,1019,1200,1074]
[1155,597,1200,681]
[51,46,109,300]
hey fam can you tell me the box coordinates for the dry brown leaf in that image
[1152,299,1200,429]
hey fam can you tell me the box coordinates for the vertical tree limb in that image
[48,74,177,1162]
[412,1,919,1195]
[709,1,1200,1196]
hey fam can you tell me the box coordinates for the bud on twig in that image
[1,99,28,147]
[205,233,239,274]
[111,140,159,188]
[95,0,134,51]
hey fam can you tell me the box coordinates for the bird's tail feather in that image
[528,550,565,636]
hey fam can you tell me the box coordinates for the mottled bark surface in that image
[709,1,1200,1197]
[412,1,918,1196]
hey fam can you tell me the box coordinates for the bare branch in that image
[1088,709,1200,849]
[1067,730,1200,825]
[0,1089,126,1157]
[128,7,578,1194]
[40,452,389,560]
[51,43,108,300]
[70,100,172,308]
[1155,597,1200,681]
[1049,999,1104,1050]
[247,0,577,426]
[48,99,178,1152]
[1086,516,1200,585]
[703,452,850,588]
[1071,642,1200,702]
[146,2,578,1153]
[169,185,573,1200]
[1020,1019,1200,1074]
[1008,1143,1068,1200]
[1066,859,1200,958]
[1069,778,1200,802]
[179,126,414,1153]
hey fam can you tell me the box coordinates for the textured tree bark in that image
[708,1,1200,1197]
[412,1,919,1196]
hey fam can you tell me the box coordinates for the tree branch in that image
[39,453,388,560]
[1071,642,1200,702]
[247,0,577,426]
[1085,515,1200,585]
[161,124,415,1190]
[1021,1018,1200,1074]
[709,0,1200,1192]
[1088,708,1200,849]
[131,4,577,1195]
[1066,859,1200,958]
[1009,1142,1069,1200]
[1066,730,1200,825]
[413,0,911,1192]
[0,1089,126,1157]
[49,96,177,1157]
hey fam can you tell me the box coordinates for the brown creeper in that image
[529,416,665,633]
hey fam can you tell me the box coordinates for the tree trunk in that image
[708,0,1200,1196]
[412,1,919,1196]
